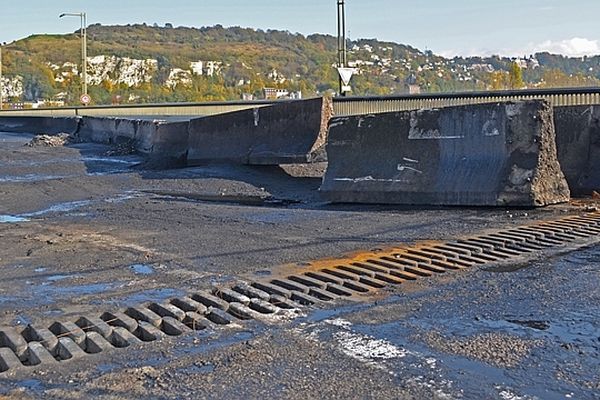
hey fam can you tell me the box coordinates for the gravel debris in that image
[422,331,543,368]
[26,133,73,147]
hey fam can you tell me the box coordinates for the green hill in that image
[2,24,600,105]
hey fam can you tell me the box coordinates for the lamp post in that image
[59,12,88,102]
[0,44,3,110]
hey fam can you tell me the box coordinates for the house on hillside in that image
[263,88,302,100]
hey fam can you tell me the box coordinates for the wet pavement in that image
[0,131,598,399]
[295,244,600,399]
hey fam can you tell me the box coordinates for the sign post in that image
[337,0,348,96]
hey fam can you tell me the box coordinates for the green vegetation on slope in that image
[2,24,600,105]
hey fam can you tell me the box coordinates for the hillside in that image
[1,24,600,106]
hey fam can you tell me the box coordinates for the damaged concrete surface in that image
[0,130,599,399]
[187,97,333,165]
[554,105,600,195]
[321,101,571,207]
[0,97,333,170]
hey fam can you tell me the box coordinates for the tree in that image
[508,62,524,89]
[488,71,509,90]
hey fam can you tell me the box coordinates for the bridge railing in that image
[1,87,599,118]
[0,99,279,118]
[333,87,600,116]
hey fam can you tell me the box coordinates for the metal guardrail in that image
[1,87,600,118]
[0,99,280,118]
[333,87,600,116]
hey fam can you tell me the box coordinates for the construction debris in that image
[25,133,73,147]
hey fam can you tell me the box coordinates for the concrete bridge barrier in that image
[77,117,188,167]
[187,97,333,165]
[0,116,80,135]
[137,120,189,168]
[76,117,138,145]
[320,101,571,207]
[554,106,600,195]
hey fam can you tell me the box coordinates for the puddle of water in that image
[104,193,141,204]
[4,193,140,222]
[18,379,44,391]
[129,264,155,275]
[482,263,530,273]
[149,191,273,207]
[81,156,139,165]
[97,363,120,374]
[254,270,272,277]
[55,283,114,296]
[14,315,32,326]
[25,281,117,305]
[60,283,113,295]
[0,174,68,183]
[306,308,349,323]
[0,215,29,223]
[21,200,92,218]
[208,275,237,286]
[507,319,550,331]
[65,212,91,218]
[87,170,132,177]
[45,274,80,282]
[43,309,65,317]
[170,330,255,361]
[245,210,305,223]
[115,288,184,306]
[34,267,48,273]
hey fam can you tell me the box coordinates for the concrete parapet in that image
[76,117,138,144]
[0,116,80,135]
[321,101,570,207]
[187,97,333,165]
[554,105,600,195]
[138,120,189,168]
[73,117,187,167]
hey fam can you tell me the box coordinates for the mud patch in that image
[482,262,531,273]
[144,190,299,207]
[507,319,550,331]
[422,330,543,368]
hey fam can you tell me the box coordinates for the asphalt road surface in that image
[0,131,598,399]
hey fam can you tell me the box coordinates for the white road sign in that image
[337,67,356,86]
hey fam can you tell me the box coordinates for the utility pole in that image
[337,0,347,96]
[0,44,3,110]
[60,12,88,104]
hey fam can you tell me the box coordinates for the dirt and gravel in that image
[25,134,73,148]
[0,131,599,399]
[421,331,543,368]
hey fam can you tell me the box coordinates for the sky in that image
[1,0,599,58]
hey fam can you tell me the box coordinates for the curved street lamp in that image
[59,12,88,102]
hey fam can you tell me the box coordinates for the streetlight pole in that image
[59,12,87,101]
[0,44,3,110]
